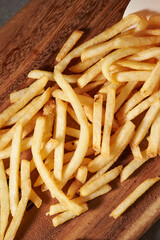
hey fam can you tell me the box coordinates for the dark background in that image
[0,0,160,239]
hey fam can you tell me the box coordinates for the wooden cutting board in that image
[0,0,160,239]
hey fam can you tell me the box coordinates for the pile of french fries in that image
[0,13,160,239]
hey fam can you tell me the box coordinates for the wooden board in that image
[0,0,160,239]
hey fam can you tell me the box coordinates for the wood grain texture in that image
[0,0,160,239]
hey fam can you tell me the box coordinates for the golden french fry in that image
[88,121,135,172]
[54,69,90,186]
[66,127,80,138]
[9,122,22,216]
[47,184,111,216]
[146,112,160,158]
[79,165,122,196]
[4,160,31,240]
[101,88,115,157]
[115,81,138,113]
[102,48,143,83]
[93,94,103,151]
[131,100,160,150]
[120,150,149,182]
[126,91,160,121]
[52,89,94,106]
[140,60,160,95]
[32,117,83,215]
[56,30,84,62]
[56,14,140,72]
[127,47,160,61]
[113,70,150,82]
[110,177,160,219]
[52,203,88,227]
[54,99,67,181]
[0,88,51,151]
[69,53,106,73]
[0,75,48,128]
[116,60,155,71]
[0,160,10,239]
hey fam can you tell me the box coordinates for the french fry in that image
[130,100,160,156]
[54,99,67,181]
[4,160,31,240]
[0,75,48,128]
[79,165,122,196]
[116,60,155,71]
[140,60,160,95]
[120,150,149,182]
[102,48,142,83]
[47,184,111,216]
[9,122,22,216]
[110,177,160,219]
[93,94,103,151]
[69,53,106,73]
[115,81,138,113]
[52,89,93,106]
[101,88,115,157]
[56,30,84,62]
[32,117,83,215]
[126,91,160,121]
[52,203,88,227]
[0,88,51,151]
[127,47,160,61]
[66,127,80,138]
[113,70,150,82]
[10,88,44,104]
[56,14,140,72]
[146,112,160,158]
[88,121,135,172]
[0,160,10,239]
[54,69,89,186]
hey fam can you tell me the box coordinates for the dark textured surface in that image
[0,0,160,239]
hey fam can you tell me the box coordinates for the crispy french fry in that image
[88,121,135,172]
[126,91,160,121]
[47,184,111,216]
[146,112,160,158]
[0,88,51,151]
[56,30,84,62]
[32,117,83,215]
[52,203,88,227]
[93,94,103,151]
[0,75,48,128]
[9,123,22,216]
[101,88,115,157]
[54,99,67,181]
[66,127,80,138]
[0,160,10,239]
[79,165,122,196]
[54,69,89,186]
[4,160,31,240]
[110,177,160,219]
[131,100,160,150]
[120,150,149,182]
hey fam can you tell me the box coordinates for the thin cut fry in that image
[0,160,10,239]
[93,94,103,151]
[9,122,22,216]
[101,88,115,157]
[110,177,160,219]
[146,112,160,158]
[0,88,51,151]
[54,69,89,186]
[0,75,48,128]
[79,165,122,196]
[54,99,67,181]
[32,117,83,215]
[4,160,31,240]
[56,30,84,62]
